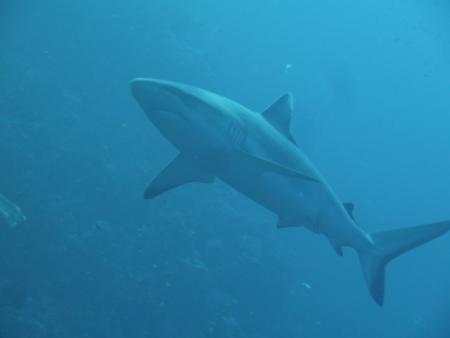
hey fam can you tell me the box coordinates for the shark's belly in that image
[217,167,328,229]
[218,167,368,246]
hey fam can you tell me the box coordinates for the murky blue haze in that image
[1,0,450,337]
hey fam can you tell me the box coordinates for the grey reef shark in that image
[130,78,450,306]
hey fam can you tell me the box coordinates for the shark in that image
[130,78,450,306]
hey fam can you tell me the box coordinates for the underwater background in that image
[1,0,450,337]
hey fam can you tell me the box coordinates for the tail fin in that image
[358,221,450,306]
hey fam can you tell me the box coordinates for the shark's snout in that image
[130,78,184,118]
[130,78,145,96]
[130,78,159,104]
[131,77,204,152]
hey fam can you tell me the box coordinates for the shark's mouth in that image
[147,109,188,123]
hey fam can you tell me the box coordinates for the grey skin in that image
[131,78,450,306]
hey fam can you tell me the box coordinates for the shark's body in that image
[131,78,450,306]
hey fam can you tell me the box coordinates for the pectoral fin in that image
[237,150,320,183]
[144,153,214,199]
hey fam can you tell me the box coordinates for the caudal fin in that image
[358,221,450,306]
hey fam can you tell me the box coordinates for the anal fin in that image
[329,238,344,256]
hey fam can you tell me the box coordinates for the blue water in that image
[1,0,450,337]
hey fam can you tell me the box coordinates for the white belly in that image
[217,167,323,228]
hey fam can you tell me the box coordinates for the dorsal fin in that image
[343,203,355,220]
[262,93,297,145]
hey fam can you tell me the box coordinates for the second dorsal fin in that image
[262,93,297,145]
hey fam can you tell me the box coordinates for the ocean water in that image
[1,0,450,337]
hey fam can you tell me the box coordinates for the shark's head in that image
[130,78,239,155]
